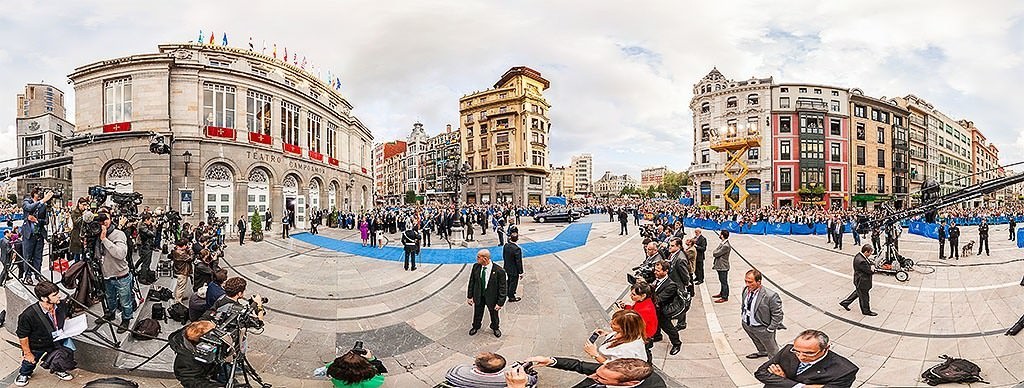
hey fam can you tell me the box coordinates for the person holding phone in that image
[618,282,659,362]
[583,310,647,363]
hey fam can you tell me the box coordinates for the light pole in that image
[182,150,193,186]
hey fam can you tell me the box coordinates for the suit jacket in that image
[667,251,691,290]
[938,225,946,240]
[467,262,507,307]
[754,344,858,388]
[552,357,667,388]
[695,235,707,253]
[652,276,680,312]
[741,286,786,331]
[852,252,873,290]
[503,241,524,275]
[711,240,731,271]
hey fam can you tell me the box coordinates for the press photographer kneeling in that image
[170,320,221,388]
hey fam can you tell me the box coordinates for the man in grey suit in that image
[741,269,786,359]
[712,230,732,303]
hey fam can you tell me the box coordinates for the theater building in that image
[67,43,373,233]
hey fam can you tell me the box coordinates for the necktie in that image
[797,362,812,375]
[480,266,487,291]
[744,291,755,326]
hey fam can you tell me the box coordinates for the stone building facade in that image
[966,121,1003,206]
[459,66,551,206]
[66,43,373,233]
[689,69,773,209]
[15,110,75,195]
[372,141,406,205]
[17,83,66,120]
[640,166,667,190]
[545,164,575,198]
[593,171,638,198]
[848,90,910,209]
[571,153,592,195]
[894,95,972,199]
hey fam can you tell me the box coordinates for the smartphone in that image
[588,332,600,344]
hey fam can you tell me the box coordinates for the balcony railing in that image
[795,100,828,111]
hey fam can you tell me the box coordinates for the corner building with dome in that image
[67,43,373,233]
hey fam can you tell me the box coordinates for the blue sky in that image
[1,0,1022,180]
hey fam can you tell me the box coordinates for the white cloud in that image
[0,0,1021,181]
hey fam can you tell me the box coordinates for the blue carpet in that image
[290,223,592,264]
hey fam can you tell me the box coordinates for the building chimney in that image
[446,124,452,133]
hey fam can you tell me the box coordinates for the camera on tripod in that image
[36,186,64,202]
[194,296,269,364]
[627,264,655,285]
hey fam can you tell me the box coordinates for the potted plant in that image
[250,210,264,242]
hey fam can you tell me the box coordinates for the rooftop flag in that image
[209,31,215,45]
[198,30,204,43]
[248,37,254,51]
[273,44,277,59]
[222,33,228,46]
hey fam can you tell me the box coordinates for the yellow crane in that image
[710,129,761,211]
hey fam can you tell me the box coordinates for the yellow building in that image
[459,67,551,206]
[546,164,576,198]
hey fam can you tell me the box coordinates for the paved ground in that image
[2,214,1024,387]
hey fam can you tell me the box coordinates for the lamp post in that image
[182,150,193,187]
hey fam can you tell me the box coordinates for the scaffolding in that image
[710,130,761,211]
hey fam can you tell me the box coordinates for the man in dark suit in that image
[467,249,507,338]
[523,356,667,388]
[754,329,858,388]
[236,215,247,246]
[1010,216,1017,241]
[265,210,272,232]
[741,269,786,359]
[937,221,947,260]
[978,219,990,256]
[666,238,691,331]
[833,219,844,250]
[650,260,682,355]
[618,209,629,235]
[693,229,707,285]
[503,233,524,302]
[948,221,960,260]
[840,244,877,316]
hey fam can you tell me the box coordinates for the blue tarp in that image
[791,224,813,235]
[1018,228,1024,248]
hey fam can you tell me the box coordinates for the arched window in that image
[726,96,738,108]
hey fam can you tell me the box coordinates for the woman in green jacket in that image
[326,350,387,388]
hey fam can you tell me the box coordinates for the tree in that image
[660,171,691,198]
[249,210,263,242]
[404,190,418,205]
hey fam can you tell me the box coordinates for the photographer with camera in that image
[95,210,135,333]
[69,197,89,264]
[137,213,157,277]
[170,320,221,388]
[21,187,53,285]
[442,352,537,387]
[323,343,388,388]
[204,277,264,321]
[521,356,666,387]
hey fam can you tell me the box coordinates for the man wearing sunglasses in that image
[754,329,858,388]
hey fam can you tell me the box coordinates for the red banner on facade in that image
[309,151,324,161]
[102,122,132,133]
[283,143,302,155]
[328,157,339,166]
[248,132,272,145]
[361,167,367,173]
[205,126,236,140]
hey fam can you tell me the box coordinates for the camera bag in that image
[151,303,166,322]
[137,270,157,285]
[83,377,139,387]
[168,303,189,324]
[131,318,161,340]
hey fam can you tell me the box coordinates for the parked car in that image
[533,208,582,223]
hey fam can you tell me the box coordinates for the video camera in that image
[36,186,64,202]
[194,296,269,364]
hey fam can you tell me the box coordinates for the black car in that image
[533,208,582,223]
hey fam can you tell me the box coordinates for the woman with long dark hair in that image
[326,350,387,388]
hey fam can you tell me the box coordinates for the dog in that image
[962,241,975,257]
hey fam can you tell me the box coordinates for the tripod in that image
[225,342,271,388]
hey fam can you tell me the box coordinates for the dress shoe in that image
[469,328,479,336]
[694,281,703,285]
[508,297,522,302]
[862,311,878,316]
[493,329,502,338]
[714,298,728,303]
[411,267,417,271]
[712,294,722,298]
[669,345,681,355]
[746,353,768,359]
[839,303,851,311]
[116,319,131,333]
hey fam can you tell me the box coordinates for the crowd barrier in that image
[0,214,24,222]
[654,213,1024,240]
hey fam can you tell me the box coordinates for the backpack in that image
[39,345,76,372]
[131,318,161,340]
[151,303,166,322]
[84,377,139,387]
[168,303,189,324]
[921,355,988,385]
[137,270,157,285]
[146,287,172,302]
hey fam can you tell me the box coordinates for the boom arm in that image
[876,170,1024,227]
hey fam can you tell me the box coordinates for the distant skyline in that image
[2,0,1023,181]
